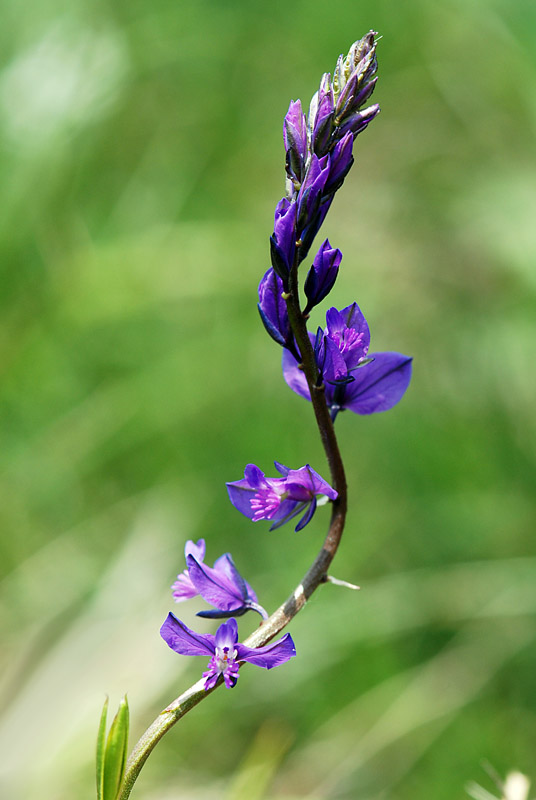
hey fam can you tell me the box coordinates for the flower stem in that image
[116,255,347,800]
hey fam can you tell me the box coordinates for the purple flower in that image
[282,303,412,420]
[257,268,299,358]
[296,154,330,235]
[324,132,354,195]
[172,539,267,619]
[324,304,371,372]
[299,195,333,262]
[284,99,307,183]
[333,31,378,106]
[304,239,342,312]
[338,104,380,139]
[160,616,296,690]
[227,462,337,532]
[307,72,334,155]
[270,198,297,283]
[311,90,334,156]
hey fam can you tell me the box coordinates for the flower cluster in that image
[162,540,296,689]
[162,32,411,696]
[258,32,412,421]
[270,31,380,285]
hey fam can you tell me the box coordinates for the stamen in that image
[250,486,282,521]
[332,328,365,354]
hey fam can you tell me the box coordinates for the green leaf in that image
[96,696,109,800]
[102,695,130,800]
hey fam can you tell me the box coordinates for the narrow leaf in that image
[96,696,108,800]
[102,695,129,800]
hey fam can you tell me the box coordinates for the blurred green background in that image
[1,0,535,798]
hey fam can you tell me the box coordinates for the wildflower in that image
[303,239,342,312]
[227,462,337,532]
[284,99,307,184]
[257,268,298,358]
[160,616,296,690]
[282,303,412,420]
[270,198,297,284]
[172,539,266,619]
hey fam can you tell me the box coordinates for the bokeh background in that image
[1,0,535,798]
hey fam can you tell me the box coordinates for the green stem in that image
[116,253,347,800]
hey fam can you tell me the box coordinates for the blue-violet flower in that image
[172,538,267,619]
[227,462,337,532]
[160,616,296,690]
[304,239,342,312]
[282,303,412,419]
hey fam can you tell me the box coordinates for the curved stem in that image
[117,256,348,800]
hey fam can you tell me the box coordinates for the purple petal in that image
[274,461,290,476]
[226,480,256,518]
[160,613,215,657]
[297,155,330,229]
[344,352,413,414]
[295,497,317,531]
[202,668,221,691]
[299,196,334,262]
[284,99,307,181]
[339,302,369,333]
[272,198,297,273]
[236,633,296,669]
[325,303,370,370]
[187,555,246,611]
[184,539,205,562]
[311,93,334,154]
[258,268,290,346]
[285,464,338,501]
[215,618,238,650]
[322,336,348,382]
[268,500,306,531]
[243,464,266,488]
[325,133,354,194]
[339,104,380,138]
[213,553,258,604]
[282,347,311,401]
[227,464,267,518]
[171,574,198,602]
[304,239,342,310]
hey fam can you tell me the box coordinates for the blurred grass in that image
[0,0,535,798]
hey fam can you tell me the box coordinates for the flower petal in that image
[236,633,296,669]
[184,539,205,562]
[226,480,256,518]
[274,461,290,477]
[171,573,198,602]
[258,268,290,347]
[160,613,215,656]
[344,352,413,414]
[268,500,306,531]
[186,555,245,612]
[282,347,311,401]
[215,618,238,650]
[285,464,338,501]
[213,553,258,604]
[295,497,317,531]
